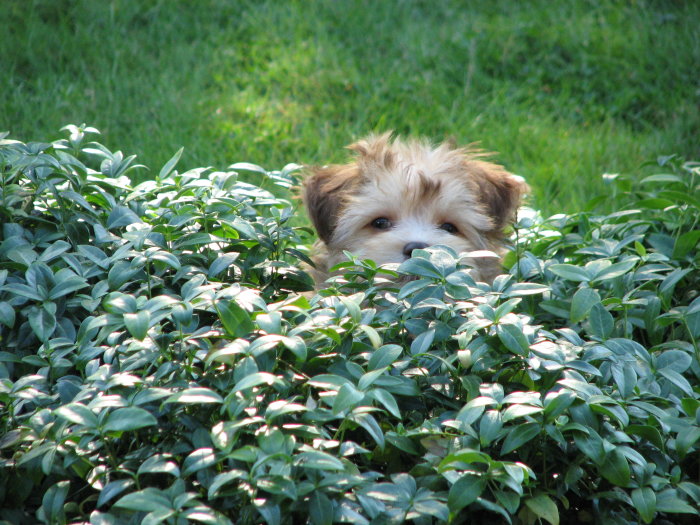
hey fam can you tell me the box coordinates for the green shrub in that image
[0,126,698,524]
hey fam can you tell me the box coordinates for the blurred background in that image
[2,0,698,214]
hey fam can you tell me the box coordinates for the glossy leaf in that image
[448,473,487,514]
[103,407,157,432]
[570,287,600,322]
[525,494,559,525]
[632,487,656,524]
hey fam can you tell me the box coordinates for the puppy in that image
[303,133,528,285]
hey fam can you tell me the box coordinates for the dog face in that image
[303,133,527,283]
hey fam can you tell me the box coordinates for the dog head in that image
[303,133,528,282]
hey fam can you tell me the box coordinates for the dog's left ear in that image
[471,162,529,231]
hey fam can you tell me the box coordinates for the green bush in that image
[0,126,698,524]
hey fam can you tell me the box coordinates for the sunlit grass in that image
[2,0,698,213]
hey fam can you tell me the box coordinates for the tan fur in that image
[303,133,528,286]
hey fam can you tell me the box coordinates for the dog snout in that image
[403,241,429,257]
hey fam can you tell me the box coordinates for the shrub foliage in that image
[0,126,699,524]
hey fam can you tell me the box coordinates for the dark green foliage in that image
[0,127,699,524]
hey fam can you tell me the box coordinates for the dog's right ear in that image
[303,164,361,245]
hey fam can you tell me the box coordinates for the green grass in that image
[2,0,698,214]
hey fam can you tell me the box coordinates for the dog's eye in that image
[439,222,458,234]
[371,217,392,230]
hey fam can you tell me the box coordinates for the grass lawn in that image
[2,0,698,214]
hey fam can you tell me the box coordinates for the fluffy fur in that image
[303,133,528,285]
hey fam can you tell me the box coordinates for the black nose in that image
[403,242,429,257]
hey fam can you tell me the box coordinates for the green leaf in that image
[640,173,683,184]
[107,205,142,229]
[369,388,401,418]
[38,240,71,263]
[350,412,385,448]
[137,455,181,477]
[655,488,698,514]
[504,282,550,296]
[148,250,181,270]
[27,305,57,342]
[280,335,307,361]
[439,449,493,471]
[182,448,218,477]
[55,403,98,428]
[494,298,521,320]
[570,287,600,323]
[7,245,38,266]
[632,487,656,524]
[447,473,487,514]
[600,448,630,487]
[114,488,172,513]
[49,275,89,299]
[209,253,240,278]
[479,410,503,445]
[39,481,69,525]
[496,323,529,355]
[659,189,700,208]
[124,310,151,341]
[399,256,444,279]
[658,368,693,396]
[103,292,138,314]
[399,278,433,299]
[659,268,692,303]
[103,407,157,432]
[676,427,700,460]
[543,390,576,420]
[294,450,345,471]
[208,470,246,499]
[673,230,700,259]
[231,217,257,239]
[339,296,362,323]
[264,400,307,420]
[255,311,282,334]
[0,301,16,328]
[548,264,590,282]
[216,299,254,338]
[233,372,283,393]
[158,146,184,179]
[502,405,544,423]
[588,303,614,339]
[611,362,636,399]
[386,432,420,455]
[309,491,334,525]
[501,422,541,454]
[412,490,449,521]
[98,479,135,507]
[410,329,435,355]
[636,197,675,209]
[525,494,559,525]
[359,324,382,348]
[333,383,365,414]
[592,258,637,281]
[166,387,224,404]
[357,368,387,391]
[656,349,692,373]
[573,430,605,465]
[229,161,267,174]
[626,425,664,450]
[368,344,403,370]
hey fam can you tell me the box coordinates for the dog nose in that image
[403,242,429,257]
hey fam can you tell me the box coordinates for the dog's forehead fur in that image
[337,133,495,233]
